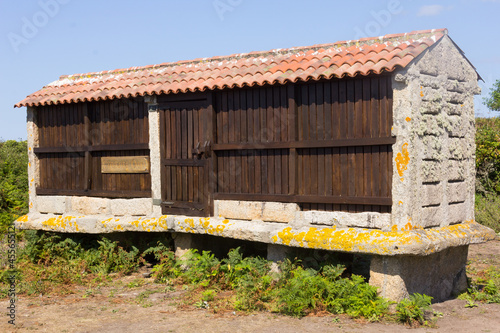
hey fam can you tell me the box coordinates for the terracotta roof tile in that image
[16,29,449,107]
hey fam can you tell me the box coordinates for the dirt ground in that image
[2,240,500,333]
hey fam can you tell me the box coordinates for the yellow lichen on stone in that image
[16,215,28,223]
[41,215,79,231]
[395,143,410,177]
[271,221,490,256]
[185,218,195,229]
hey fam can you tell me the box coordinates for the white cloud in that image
[417,4,445,16]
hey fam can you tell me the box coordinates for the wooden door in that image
[159,94,213,216]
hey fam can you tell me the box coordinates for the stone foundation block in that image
[422,136,443,160]
[110,198,152,216]
[71,196,110,215]
[37,196,67,214]
[420,160,441,183]
[448,159,466,181]
[216,200,263,220]
[421,183,442,206]
[447,115,465,138]
[262,202,298,223]
[369,245,468,302]
[447,181,467,203]
[449,138,469,160]
[420,206,442,228]
[447,202,467,225]
[303,210,389,229]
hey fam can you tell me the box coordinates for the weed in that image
[460,266,500,304]
[202,289,217,302]
[127,279,145,288]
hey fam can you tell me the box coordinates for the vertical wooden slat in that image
[83,103,91,191]
[228,90,235,143]
[371,77,380,138]
[362,78,371,138]
[246,89,253,143]
[288,84,298,195]
[222,91,229,144]
[187,109,194,202]
[354,79,363,139]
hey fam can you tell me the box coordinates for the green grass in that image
[0,230,438,325]
[475,194,500,233]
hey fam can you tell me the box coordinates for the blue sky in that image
[1,0,499,140]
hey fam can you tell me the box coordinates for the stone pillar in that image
[369,245,468,302]
[267,244,290,273]
[173,232,193,258]
[27,106,39,214]
[145,95,162,216]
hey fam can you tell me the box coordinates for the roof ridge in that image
[58,28,447,82]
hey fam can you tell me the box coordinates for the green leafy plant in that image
[395,293,433,326]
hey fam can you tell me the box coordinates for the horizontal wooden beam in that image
[162,158,206,166]
[213,193,392,206]
[159,100,209,110]
[157,91,208,103]
[34,146,86,154]
[212,137,396,151]
[36,188,151,198]
[88,143,149,152]
[34,143,149,154]
[161,206,209,217]
[161,201,205,210]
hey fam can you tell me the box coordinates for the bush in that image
[0,140,28,234]
[476,118,500,196]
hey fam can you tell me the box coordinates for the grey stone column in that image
[27,106,39,214]
[145,95,162,216]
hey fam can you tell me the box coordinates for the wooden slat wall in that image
[35,98,151,197]
[214,75,393,213]
[159,97,211,216]
[37,153,86,190]
[215,85,292,195]
[297,76,393,213]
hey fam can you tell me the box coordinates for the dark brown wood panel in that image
[159,94,212,216]
[35,98,151,198]
[213,76,393,213]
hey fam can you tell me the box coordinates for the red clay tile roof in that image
[16,29,448,108]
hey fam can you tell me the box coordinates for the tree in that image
[484,79,500,112]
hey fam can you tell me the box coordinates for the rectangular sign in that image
[101,156,150,174]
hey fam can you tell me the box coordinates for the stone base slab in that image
[15,214,495,256]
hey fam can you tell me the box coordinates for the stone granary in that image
[15,29,495,301]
